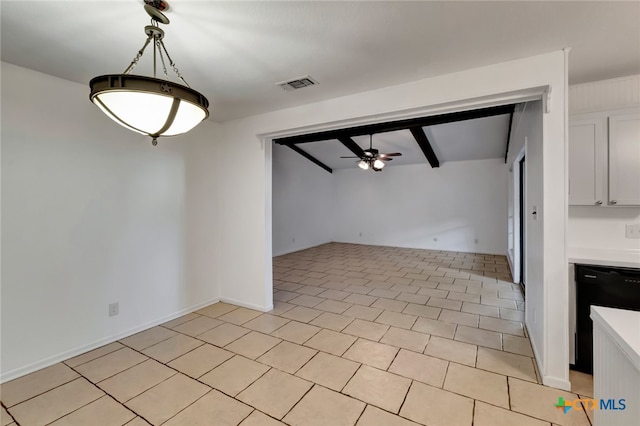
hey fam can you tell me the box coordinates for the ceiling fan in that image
[341,134,402,171]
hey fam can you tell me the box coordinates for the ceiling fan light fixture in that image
[373,159,385,169]
[345,134,400,172]
[357,159,370,170]
[89,2,209,146]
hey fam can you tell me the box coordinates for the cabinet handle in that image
[595,200,603,205]
[610,200,617,205]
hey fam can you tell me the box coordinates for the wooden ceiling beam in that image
[286,144,333,174]
[504,111,515,163]
[409,127,439,168]
[337,136,365,157]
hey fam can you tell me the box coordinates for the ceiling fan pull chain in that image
[123,34,154,74]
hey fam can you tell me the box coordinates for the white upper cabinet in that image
[569,118,605,205]
[608,113,640,205]
[569,110,640,207]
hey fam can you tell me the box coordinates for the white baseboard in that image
[526,322,571,391]
[272,241,331,257]
[219,297,273,312]
[542,374,571,391]
[527,322,544,381]
[0,297,220,384]
[506,251,517,283]
[331,239,507,257]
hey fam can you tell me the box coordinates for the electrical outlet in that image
[109,302,119,317]
[626,224,640,239]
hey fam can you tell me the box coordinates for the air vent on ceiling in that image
[276,76,318,91]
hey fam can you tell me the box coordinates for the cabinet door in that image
[569,119,605,205]
[609,113,640,205]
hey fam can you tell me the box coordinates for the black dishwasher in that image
[574,265,640,374]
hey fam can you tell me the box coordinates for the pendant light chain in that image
[123,34,154,74]
[121,18,191,88]
[157,40,170,79]
[158,40,191,88]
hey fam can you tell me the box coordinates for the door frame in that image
[512,142,527,285]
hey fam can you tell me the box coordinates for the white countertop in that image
[591,306,640,371]
[568,247,640,269]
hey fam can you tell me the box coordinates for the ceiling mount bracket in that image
[144,4,170,24]
[144,25,164,40]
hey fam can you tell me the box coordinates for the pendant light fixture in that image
[89,1,209,146]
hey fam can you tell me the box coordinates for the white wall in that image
[332,159,507,254]
[569,75,640,115]
[272,143,334,256]
[568,75,640,251]
[206,50,568,388]
[507,100,546,379]
[0,63,219,382]
[568,207,640,250]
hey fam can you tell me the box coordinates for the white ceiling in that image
[1,1,639,122]
[427,114,511,163]
[296,113,512,170]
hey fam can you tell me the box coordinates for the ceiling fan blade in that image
[381,157,393,161]
[340,156,360,158]
[380,152,402,157]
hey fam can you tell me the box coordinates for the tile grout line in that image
[278,382,317,422]
[471,399,476,426]
[37,389,103,425]
[2,375,78,411]
[1,401,19,426]
[396,380,415,422]
[506,371,512,411]
[442,361,452,389]
[76,349,149,384]
[124,416,150,425]
[47,367,140,426]
[351,402,368,426]
[159,387,218,425]
[480,394,574,426]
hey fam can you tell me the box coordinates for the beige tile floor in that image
[0,243,593,426]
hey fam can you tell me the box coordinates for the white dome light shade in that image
[90,74,209,138]
[167,100,209,135]
[357,159,370,170]
[373,159,385,169]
